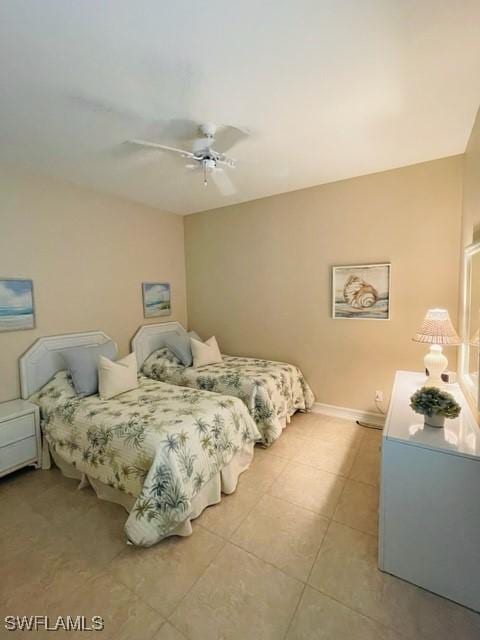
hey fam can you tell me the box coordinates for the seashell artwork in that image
[332,263,390,319]
[343,276,378,309]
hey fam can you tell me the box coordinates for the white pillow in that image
[190,336,222,368]
[98,352,139,400]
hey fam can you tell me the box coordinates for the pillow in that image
[164,333,193,367]
[30,370,78,406]
[98,352,139,400]
[188,330,203,343]
[142,347,184,381]
[61,341,117,397]
[151,346,182,366]
[190,336,222,368]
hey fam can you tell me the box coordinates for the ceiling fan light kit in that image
[128,121,247,193]
[202,158,216,186]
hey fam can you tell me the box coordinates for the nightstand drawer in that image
[0,413,36,447]
[0,436,38,474]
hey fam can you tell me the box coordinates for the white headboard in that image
[131,321,188,368]
[19,331,114,399]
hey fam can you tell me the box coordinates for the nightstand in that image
[0,399,41,477]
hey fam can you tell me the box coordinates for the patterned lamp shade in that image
[413,308,461,345]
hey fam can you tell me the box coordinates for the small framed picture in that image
[142,282,171,318]
[0,278,35,331]
[332,263,391,320]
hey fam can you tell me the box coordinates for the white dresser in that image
[0,399,41,477]
[379,370,480,612]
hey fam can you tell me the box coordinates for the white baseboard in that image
[311,402,385,428]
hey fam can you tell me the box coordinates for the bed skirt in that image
[42,436,254,544]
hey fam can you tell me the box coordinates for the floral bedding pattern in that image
[30,372,260,546]
[143,348,315,445]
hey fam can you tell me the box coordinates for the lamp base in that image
[424,345,447,388]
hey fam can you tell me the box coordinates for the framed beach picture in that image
[0,278,35,331]
[142,282,171,318]
[332,263,391,320]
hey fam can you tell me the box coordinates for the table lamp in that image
[413,308,460,387]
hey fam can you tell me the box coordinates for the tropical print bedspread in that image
[143,348,315,445]
[30,372,260,546]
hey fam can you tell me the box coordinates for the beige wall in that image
[0,155,466,411]
[0,166,187,402]
[185,157,463,413]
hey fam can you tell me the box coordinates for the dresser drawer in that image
[0,436,38,474]
[0,413,35,447]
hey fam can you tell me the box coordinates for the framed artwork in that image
[0,278,35,331]
[332,263,391,320]
[142,282,171,318]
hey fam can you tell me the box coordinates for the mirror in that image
[460,242,480,414]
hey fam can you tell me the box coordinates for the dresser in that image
[379,371,480,611]
[0,399,41,477]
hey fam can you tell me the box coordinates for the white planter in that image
[424,413,445,428]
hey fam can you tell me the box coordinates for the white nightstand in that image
[0,399,41,477]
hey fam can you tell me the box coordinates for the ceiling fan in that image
[127,122,249,194]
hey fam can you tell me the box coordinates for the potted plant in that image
[409,386,461,428]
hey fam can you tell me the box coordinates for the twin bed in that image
[134,322,314,445]
[22,324,314,547]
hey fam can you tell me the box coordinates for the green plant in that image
[409,386,461,419]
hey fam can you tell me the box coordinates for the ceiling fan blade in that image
[128,139,195,158]
[214,125,250,153]
[211,169,237,196]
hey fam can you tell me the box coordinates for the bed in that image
[20,332,261,546]
[132,322,315,445]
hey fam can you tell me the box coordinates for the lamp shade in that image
[413,308,460,345]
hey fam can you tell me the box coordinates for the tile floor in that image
[1,412,479,639]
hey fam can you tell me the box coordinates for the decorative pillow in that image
[151,346,182,366]
[30,370,78,405]
[190,336,222,368]
[142,347,183,381]
[61,341,117,397]
[98,352,139,400]
[188,330,203,343]
[164,333,193,367]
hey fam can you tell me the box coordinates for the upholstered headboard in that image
[131,321,188,369]
[19,331,115,399]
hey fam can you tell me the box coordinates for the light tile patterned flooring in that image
[1,412,480,639]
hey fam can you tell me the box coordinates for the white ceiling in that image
[0,1,479,215]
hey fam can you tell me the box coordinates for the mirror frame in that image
[459,241,480,419]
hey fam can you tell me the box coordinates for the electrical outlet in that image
[375,390,384,402]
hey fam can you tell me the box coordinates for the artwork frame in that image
[142,282,171,318]
[332,263,391,320]
[0,278,35,332]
